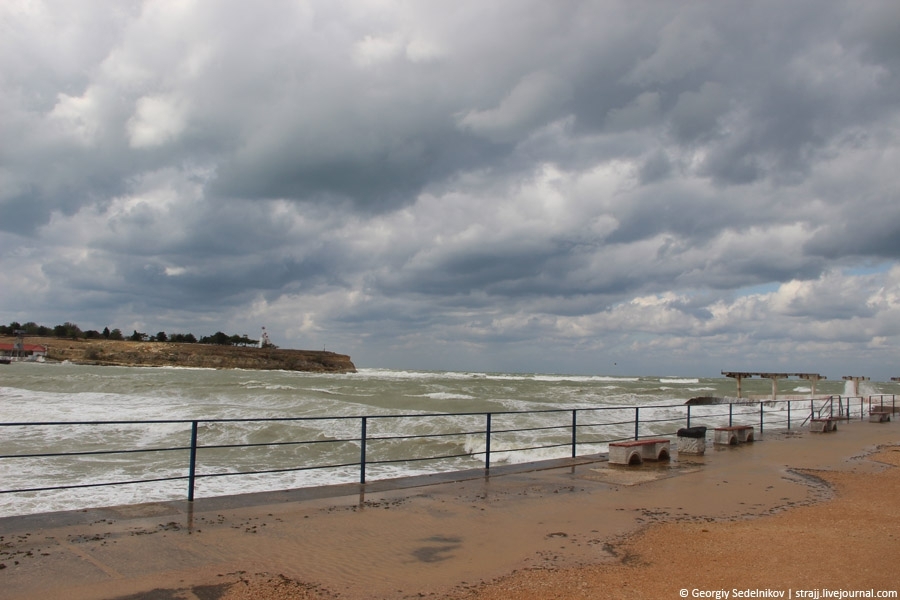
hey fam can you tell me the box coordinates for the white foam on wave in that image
[301,386,356,396]
[355,368,640,384]
[533,374,640,383]
[355,368,477,381]
[239,380,298,391]
[413,392,476,401]
[659,378,700,384]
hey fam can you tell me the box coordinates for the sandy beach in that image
[2,419,898,600]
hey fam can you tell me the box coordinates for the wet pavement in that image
[2,418,898,600]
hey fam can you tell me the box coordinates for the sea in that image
[0,363,892,518]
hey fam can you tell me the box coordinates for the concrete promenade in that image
[2,418,899,599]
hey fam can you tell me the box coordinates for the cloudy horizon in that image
[2,0,899,379]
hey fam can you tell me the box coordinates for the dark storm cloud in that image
[2,0,900,377]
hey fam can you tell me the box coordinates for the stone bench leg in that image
[609,446,643,465]
[811,419,837,432]
[643,441,670,461]
[714,430,737,445]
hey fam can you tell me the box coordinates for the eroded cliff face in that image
[2,337,356,373]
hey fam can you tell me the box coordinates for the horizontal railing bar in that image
[584,419,635,427]
[0,446,191,460]
[489,424,571,436]
[365,430,480,443]
[198,438,354,451]
[574,437,624,445]
[0,420,196,427]
[0,474,189,495]
[0,415,366,427]
[604,435,642,444]
[0,411,516,428]
[0,401,733,428]
[575,421,646,429]
[489,441,572,455]
[195,461,361,480]
[365,452,473,466]
[635,418,684,425]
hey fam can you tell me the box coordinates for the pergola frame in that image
[721,371,826,399]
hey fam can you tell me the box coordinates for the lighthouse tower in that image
[259,326,272,349]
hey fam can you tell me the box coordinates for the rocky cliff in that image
[2,337,356,373]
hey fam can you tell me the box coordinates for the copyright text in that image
[679,589,898,599]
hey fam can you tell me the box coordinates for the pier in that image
[721,371,826,399]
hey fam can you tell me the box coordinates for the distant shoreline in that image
[0,336,356,373]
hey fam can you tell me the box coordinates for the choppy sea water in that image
[0,363,891,517]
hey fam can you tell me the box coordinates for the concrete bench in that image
[608,438,671,465]
[713,425,754,445]
[810,417,839,432]
[869,409,891,423]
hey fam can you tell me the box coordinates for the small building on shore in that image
[0,342,49,362]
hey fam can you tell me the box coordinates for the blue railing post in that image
[485,413,492,470]
[686,405,691,429]
[787,399,792,430]
[759,402,764,435]
[571,410,577,458]
[634,407,640,440]
[360,417,367,484]
[728,402,733,427]
[188,420,198,502]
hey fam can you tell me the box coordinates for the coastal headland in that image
[0,336,356,373]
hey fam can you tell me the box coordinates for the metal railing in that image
[0,396,886,508]
[804,395,849,426]
[869,394,898,413]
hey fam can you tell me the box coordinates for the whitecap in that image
[414,392,477,401]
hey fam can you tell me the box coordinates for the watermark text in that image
[679,589,898,599]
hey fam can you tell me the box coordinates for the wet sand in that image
[2,419,898,599]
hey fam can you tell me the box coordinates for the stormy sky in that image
[2,0,899,379]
